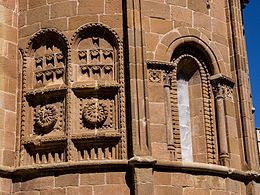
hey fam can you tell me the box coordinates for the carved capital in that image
[210,74,235,100]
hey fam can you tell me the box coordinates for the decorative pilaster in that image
[211,74,235,166]
[147,61,177,160]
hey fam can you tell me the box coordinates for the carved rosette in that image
[82,101,108,126]
[35,105,58,131]
[148,69,162,83]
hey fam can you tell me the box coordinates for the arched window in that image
[172,44,217,164]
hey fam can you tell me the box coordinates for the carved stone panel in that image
[80,98,114,130]
[34,102,64,135]
[77,37,115,81]
[34,50,65,87]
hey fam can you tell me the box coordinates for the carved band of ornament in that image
[25,85,67,97]
[147,60,176,70]
[71,81,119,91]
[22,136,67,146]
[78,49,113,62]
[35,105,58,129]
[83,101,108,126]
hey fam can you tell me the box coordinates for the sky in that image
[243,1,260,128]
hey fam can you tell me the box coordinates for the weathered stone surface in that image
[0,0,257,194]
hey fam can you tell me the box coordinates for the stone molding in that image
[0,161,259,183]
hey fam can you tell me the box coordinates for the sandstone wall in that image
[13,171,130,195]
[0,1,18,194]
[0,0,257,194]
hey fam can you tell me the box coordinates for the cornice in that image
[0,160,259,183]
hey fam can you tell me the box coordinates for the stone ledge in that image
[0,160,259,183]
[155,160,260,182]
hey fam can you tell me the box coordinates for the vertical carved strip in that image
[118,42,127,159]
[170,65,182,161]
[20,55,28,166]
[200,69,216,164]
[163,70,174,160]
[66,88,73,162]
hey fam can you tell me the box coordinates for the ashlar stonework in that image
[0,0,258,194]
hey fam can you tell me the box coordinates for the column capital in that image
[210,74,235,100]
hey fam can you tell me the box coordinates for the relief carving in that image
[80,98,113,130]
[77,37,114,81]
[20,25,127,165]
[148,69,162,83]
[82,100,108,126]
[35,105,58,129]
[34,50,65,87]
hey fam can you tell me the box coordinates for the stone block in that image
[50,1,77,19]
[14,191,40,195]
[166,0,186,7]
[18,0,27,12]
[106,172,126,184]
[80,173,105,185]
[68,15,98,30]
[154,172,171,185]
[78,0,105,15]
[40,188,65,195]
[100,14,122,29]
[0,0,16,10]
[146,33,159,52]
[3,149,14,166]
[211,190,230,195]
[188,0,208,14]
[143,1,170,20]
[152,142,169,160]
[226,179,241,193]
[41,18,68,31]
[148,85,164,102]
[27,6,49,25]
[150,124,167,143]
[212,18,227,37]
[154,186,172,195]
[149,103,165,124]
[150,18,173,34]
[19,23,40,38]
[183,188,210,195]
[20,176,54,191]
[55,174,79,187]
[29,0,46,9]
[105,0,122,14]
[0,91,16,112]
[0,6,13,26]
[193,12,211,31]
[0,109,5,129]
[3,132,15,150]
[171,173,194,187]
[94,184,130,195]
[171,6,192,25]
[0,23,17,43]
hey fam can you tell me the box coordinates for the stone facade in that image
[0,0,259,194]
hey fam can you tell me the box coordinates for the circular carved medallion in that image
[35,105,58,129]
[83,102,108,126]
